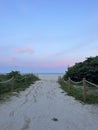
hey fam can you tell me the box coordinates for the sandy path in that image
[0,74,98,130]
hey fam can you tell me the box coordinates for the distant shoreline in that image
[37,73,64,75]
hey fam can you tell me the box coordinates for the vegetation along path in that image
[0,74,98,130]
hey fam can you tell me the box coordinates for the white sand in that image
[0,74,98,130]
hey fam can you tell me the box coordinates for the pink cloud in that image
[36,56,86,68]
[0,56,18,65]
[0,54,86,70]
[14,47,34,55]
[25,58,73,68]
[0,56,16,61]
[7,57,17,62]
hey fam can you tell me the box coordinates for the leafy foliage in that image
[64,56,98,84]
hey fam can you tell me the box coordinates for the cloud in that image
[42,59,75,68]
[14,47,34,55]
[7,57,17,62]
[27,58,74,68]
[0,56,18,66]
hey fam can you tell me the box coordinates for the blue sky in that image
[0,0,98,73]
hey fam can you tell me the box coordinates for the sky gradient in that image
[0,0,98,73]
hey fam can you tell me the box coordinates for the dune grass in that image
[0,73,39,100]
[58,80,98,104]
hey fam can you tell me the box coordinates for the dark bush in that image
[64,56,98,84]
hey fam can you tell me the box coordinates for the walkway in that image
[0,74,98,130]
